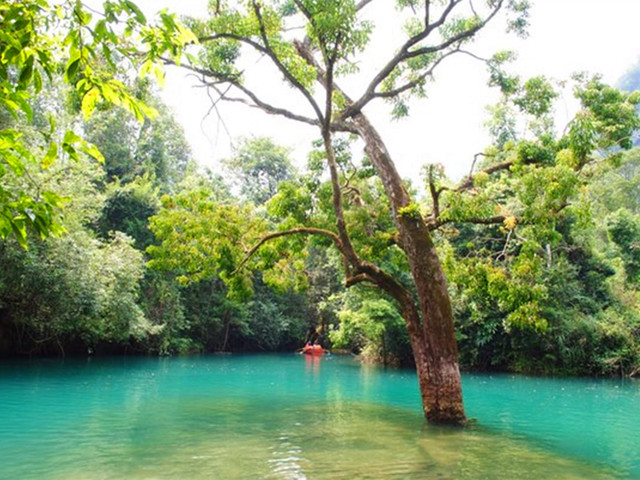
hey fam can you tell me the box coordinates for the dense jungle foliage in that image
[1,0,639,379]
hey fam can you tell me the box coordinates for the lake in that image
[0,354,638,479]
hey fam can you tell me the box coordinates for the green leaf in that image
[73,3,92,25]
[123,0,147,24]
[41,142,58,168]
[140,59,154,78]
[18,55,34,87]
[3,152,25,175]
[33,68,43,92]
[65,57,81,83]
[81,87,101,118]
[62,143,78,161]
[41,190,68,208]
[0,97,21,119]
[63,130,82,145]
[63,131,82,161]
[12,93,34,121]
[10,219,28,249]
[80,141,105,163]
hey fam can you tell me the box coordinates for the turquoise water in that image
[0,354,638,479]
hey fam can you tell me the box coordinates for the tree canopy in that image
[0,0,194,246]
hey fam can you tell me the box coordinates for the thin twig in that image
[496,227,513,262]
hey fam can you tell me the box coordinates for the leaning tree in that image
[156,0,540,424]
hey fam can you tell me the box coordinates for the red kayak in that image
[301,344,325,356]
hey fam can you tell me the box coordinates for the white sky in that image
[142,0,640,185]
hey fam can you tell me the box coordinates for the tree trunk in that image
[353,113,466,424]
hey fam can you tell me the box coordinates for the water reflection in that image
[0,355,635,479]
[303,354,321,376]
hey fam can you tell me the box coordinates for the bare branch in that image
[166,60,359,133]
[466,152,487,181]
[250,0,325,123]
[496,227,513,262]
[342,0,504,118]
[427,170,441,221]
[291,0,341,131]
[203,83,233,149]
[458,48,489,63]
[214,81,357,132]
[406,2,503,59]
[322,130,363,268]
[455,158,511,192]
[368,49,457,100]
[223,82,322,127]
[356,0,375,11]
[340,1,463,118]
[469,0,479,18]
[292,0,312,19]
[407,0,463,50]
[200,20,327,124]
[425,1,431,28]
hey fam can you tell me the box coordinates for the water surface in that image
[0,354,637,479]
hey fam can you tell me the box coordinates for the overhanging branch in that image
[429,215,507,230]
[345,273,377,287]
[215,82,322,128]
[454,157,509,192]
[234,227,341,274]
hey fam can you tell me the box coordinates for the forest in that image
[1,0,640,390]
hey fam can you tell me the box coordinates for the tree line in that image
[2,72,639,381]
